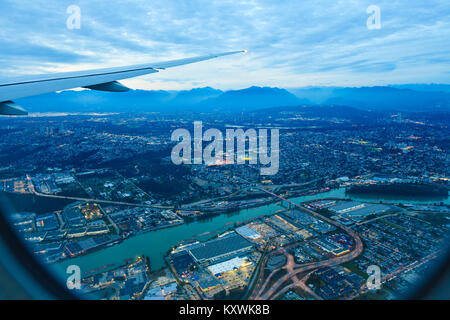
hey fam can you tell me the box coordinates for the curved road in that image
[251,188,364,300]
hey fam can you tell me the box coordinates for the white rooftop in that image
[208,256,249,275]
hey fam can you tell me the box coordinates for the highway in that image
[273,270,323,300]
[182,178,321,209]
[250,187,364,300]
[25,175,174,209]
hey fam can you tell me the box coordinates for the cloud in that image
[0,0,449,89]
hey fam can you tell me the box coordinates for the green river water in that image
[51,188,449,275]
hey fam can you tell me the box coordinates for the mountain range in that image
[15,84,450,114]
[289,85,450,112]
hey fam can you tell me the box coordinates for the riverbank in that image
[52,187,449,276]
[347,183,448,197]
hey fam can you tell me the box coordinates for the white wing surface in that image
[0,50,245,115]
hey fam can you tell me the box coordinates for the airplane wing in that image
[0,50,246,115]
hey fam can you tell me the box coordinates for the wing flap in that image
[0,101,28,115]
[84,81,130,92]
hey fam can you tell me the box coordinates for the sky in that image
[0,0,449,90]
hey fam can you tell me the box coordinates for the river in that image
[52,187,448,275]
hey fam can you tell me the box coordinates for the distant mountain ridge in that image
[17,86,310,113]
[288,85,450,112]
[196,86,310,112]
[15,84,450,113]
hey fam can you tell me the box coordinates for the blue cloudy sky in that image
[0,0,449,89]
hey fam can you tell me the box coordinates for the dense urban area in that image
[0,106,448,300]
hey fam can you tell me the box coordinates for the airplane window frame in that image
[1,198,449,299]
[0,203,76,300]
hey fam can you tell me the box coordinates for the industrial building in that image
[188,232,253,263]
[62,202,86,228]
[330,201,366,214]
[330,201,392,222]
[207,256,250,276]
[235,226,262,240]
[35,213,59,231]
[65,235,121,257]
